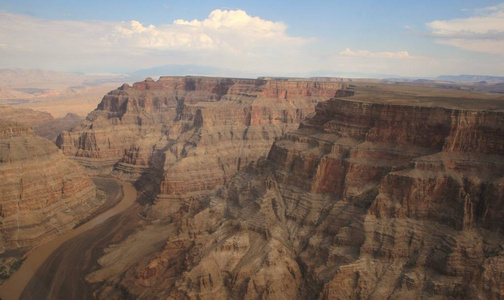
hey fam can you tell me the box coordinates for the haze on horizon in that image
[0,0,503,78]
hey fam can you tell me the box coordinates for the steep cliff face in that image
[86,92,504,299]
[0,122,100,280]
[296,100,504,299]
[57,77,345,215]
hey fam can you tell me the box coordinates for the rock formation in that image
[56,76,346,214]
[83,84,504,299]
[0,106,53,128]
[0,121,100,281]
[0,106,83,142]
[34,113,83,142]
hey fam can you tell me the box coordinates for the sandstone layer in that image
[34,113,83,142]
[57,76,346,215]
[85,84,504,299]
[0,122,100,281]
[0,106,53,128]
[0,106,83,141]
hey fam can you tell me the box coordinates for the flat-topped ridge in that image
[341,81,504,111]
[117,76,346,99]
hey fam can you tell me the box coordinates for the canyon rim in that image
[2,76,502,299]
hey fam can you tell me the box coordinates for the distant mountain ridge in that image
[129,64,232,80]
[437,74,504,84]
[0,68,128,89]
[2,67,503,89]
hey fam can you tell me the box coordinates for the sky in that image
[0,0,503,77]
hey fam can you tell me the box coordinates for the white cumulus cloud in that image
[339,48,414,59]
[108,9,305,52]
[427,3,504,54]
[0,9,307,72]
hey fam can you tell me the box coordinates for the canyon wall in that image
[0,106,83,141]
[0,121,101,280]
[0,106,53,127]
[86,96,504,299]
[57,77,346,215]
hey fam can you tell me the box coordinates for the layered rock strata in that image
[57,77,346,215]
[0,106,53,128]
[33,113,83,142]
[0,106,83,142]
[0,122,100,280]
[87,95,504,299]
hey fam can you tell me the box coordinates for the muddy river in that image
[0,178,137,300]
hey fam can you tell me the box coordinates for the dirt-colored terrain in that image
[57,77,347,209]
[0,68,125,118]
[0,84,119,118]
[2,76,503,299]
[14,84,120,118]
[0,106,83,142]
[19,178,138,300]
[0,179,136,300]
[0,121,101,286]
[58,78,504,299]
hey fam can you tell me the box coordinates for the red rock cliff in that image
[57,76,346,216]
[85,88,504,299]
[0,121,101,281]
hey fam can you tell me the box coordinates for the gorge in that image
[1,76,503,299]
[0,121,102,285]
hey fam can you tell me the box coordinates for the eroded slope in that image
[86,93,504,299]
[57,76,346,215]
[0,106,83,142]
[0,122,101,282]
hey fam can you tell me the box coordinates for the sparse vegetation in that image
[0,258,25,282]
[10,259,23,273]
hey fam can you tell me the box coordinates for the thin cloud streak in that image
[339,48,418,59]
[427,3,504,54]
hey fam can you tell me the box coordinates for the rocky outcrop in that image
[86,93,504,299]
[299,99,504,299]
[0,106,54,128]
[0,106,83,142]
[0,121,100,281]
[34,113,83,142]
[56,77,346,215]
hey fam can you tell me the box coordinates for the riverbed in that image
[0,178,137,300]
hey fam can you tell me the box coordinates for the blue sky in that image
[0,0,503,77]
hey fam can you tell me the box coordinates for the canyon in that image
[0,121,103,283]
[1,76,503,299]
[56,77,346,214]
[56,77,504,299]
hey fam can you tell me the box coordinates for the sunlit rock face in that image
[0,106,83,142]
[56,76,346,215]
[0,122,99,262]
[87,95,503,299]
